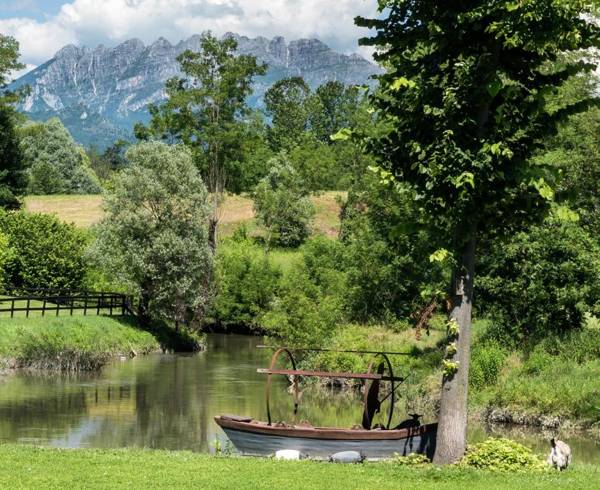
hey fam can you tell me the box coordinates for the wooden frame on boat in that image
[214,346,438,460]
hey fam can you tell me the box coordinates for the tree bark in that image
[208,216,218,253]
[433,236,476,464]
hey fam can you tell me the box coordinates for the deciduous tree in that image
[90,142,213,328]
[135,33,266,250]
[357,1,600,464]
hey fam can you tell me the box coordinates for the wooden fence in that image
[0,289,135,318]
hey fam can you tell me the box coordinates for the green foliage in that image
[340,173,446,323]
[477,220,600,342]
[265,77,311,151]
[90,142,213,326]
[311,81,361,144]
[0,104,27,209]
[0,316,159,371]
[357,3,600,243]
[262,262,343,347]
[0,231,13,286]
[253,154,315,247]
[0,34,24,88]
[392,453,430,467]
[212,239,281,330]
[135,32,267,201]
[19,118,101,195]
[0,210,88,291]
[460,438,546,472]
[469,343,506,390]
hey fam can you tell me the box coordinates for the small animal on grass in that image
[547,438,572,470]
[329,451,365,464]
[395,413,422,429]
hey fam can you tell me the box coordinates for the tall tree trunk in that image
[433,236,476,464]
[208,216,218,253]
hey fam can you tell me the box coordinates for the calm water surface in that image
[0,334,598,462]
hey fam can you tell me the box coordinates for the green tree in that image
[357,1,600,463]
[0,231,14,287]
[135,32,267,250]
[253,154,315,248]
[264,77,312,151]
[90,142,213,328]
[0,210,88,291]
[0,35,27,209]
[19,118,101,194]
[477,220,600,343]
[310,81,361,143]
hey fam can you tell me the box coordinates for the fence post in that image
[42,299,46,317]
[26,298,30,318]
[83,293,87,316]
[97,292,102,316]
[11,298,15,318]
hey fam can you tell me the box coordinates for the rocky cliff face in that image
[9,34,381,149]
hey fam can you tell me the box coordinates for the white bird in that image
[547,438,572,470]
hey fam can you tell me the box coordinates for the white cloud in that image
[0,0,379,67]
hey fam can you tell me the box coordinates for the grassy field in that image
[0,445,596,490]
[0,316,159,371]
[24,192,345,238]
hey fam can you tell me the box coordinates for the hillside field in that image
[24,192,345,238]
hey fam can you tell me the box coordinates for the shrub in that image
[253,154,315,248]
[261,265,342,347]
[0,231,14,287]
[460,438,546,472]
[469,343,506,389]
[0,210,88,291]
[522,346,553,375]
[392,453,430,466]
[477,220,600,343]
[212,239,281,330]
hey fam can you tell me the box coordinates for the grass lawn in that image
[0,445,596,489]
[24,192,345,238]
[0,316,159,371]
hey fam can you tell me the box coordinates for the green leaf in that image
[330,128,352,141]
[390,77,416,91]
[551,205,579,223]
[454,172,475,189]
[487,78,503,97]
[532,178,555,201]
[429,248,450,263]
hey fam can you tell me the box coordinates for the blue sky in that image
[0,0,64,21]
[0,0,379,79]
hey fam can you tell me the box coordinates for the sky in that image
[0,0,380,79]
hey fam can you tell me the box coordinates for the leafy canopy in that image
[90,142,213,326]
[357,1,600,243]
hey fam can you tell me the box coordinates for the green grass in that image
[0,445,597,489]
[0,316,159,371]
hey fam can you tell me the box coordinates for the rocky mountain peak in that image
[10,33,381,148]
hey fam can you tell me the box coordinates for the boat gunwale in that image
[215,416,437,441]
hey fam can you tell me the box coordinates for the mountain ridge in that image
[9,34,381,149]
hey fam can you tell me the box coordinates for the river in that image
[0,334,598,462]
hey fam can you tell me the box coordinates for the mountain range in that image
[9,33,381,149]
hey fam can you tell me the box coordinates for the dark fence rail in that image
[0,289,136,318]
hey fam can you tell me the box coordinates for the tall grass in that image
[0,316,159,371]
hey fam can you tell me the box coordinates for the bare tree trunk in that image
[208,216,218,253]
[433,236,476,465]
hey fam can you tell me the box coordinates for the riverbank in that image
[0,445,597,489]
[0,316,160,371]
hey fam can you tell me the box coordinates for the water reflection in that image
[0,334,598,462]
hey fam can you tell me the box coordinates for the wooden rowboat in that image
[215,347,438,460]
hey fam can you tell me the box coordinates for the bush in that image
[470,343,506,389]
[212,239,281,330]
[460,438,546,472]
[253,154,315,248]
[0,210,88,291]
[0,231,14,287]
[262,264,342,347]
[477,220,600,343]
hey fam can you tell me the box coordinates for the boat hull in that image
[215,416,437,460]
